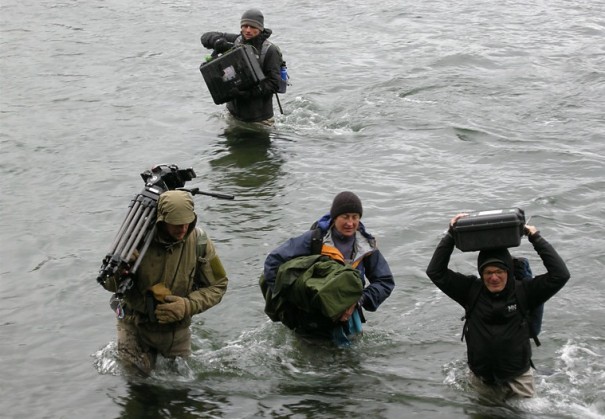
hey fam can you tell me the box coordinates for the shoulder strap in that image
[460,279,482,342]
[260,40,282,66]
[196,227,208,259]
[515,280,541,347]
[192,227,208,289]
[310,225,323,255]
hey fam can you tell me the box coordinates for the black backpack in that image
[513,256,544,338]
[259,40,288,94]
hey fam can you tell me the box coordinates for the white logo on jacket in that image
[507,304,518,313]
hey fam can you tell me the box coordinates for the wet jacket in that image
[426,232,570,383]
[201,29,281,122]
[263,214,395,312]
[103,193,228,330]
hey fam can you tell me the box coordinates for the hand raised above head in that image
[524,224,539,236]
[450,213,469,228]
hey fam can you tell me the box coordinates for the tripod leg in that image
[107,198,141,255]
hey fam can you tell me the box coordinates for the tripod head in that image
[140,164,196,192]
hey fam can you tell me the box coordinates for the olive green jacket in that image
[103,194,228,327]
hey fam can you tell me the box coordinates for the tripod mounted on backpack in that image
[96,163,234,298]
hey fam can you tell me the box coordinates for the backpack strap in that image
[460,279,482,342]
[260,40,271,65]
[232,37,281,67]
[232,37,281,72]
[193,227,208,290]
[309,223,323,255]
[196,227,208,258]
[260,40,279,66]
[515,280,541,347]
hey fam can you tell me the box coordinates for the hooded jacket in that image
[201,29,281,122]
[103,191,228,330]
[263,214,395,312]
[426,232,570,383]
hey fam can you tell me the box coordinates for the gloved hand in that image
[149,283,171,302]
[201,32,221,49]
[213,39,233,53]
[155,295,191,324]
[229,87,250,100]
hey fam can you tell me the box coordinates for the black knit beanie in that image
[240,9,264,31]
[330,191,363,219]
[477,248,513,276]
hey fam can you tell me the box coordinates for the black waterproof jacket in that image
[426,232,570,383]
[201,29,281,122]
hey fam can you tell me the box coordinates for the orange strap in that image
[320,244,345,264]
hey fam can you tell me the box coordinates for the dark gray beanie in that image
[240,9,264,31]
[330,191,363,219]
[477,248,513,276]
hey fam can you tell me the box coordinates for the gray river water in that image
[1,0,604,418]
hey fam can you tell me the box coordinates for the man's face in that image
[333,213,360,238]
[482,265,508,293]
[241,24,261,40]
[165,223,189,241]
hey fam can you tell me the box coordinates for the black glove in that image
[201,32,219,48]
[214,39,233,53]
[201,32,230,49]
[229,87,248,99]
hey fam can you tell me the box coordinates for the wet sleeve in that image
[425,233,475,306]
[360,250,395,311]
[525,233,571,307]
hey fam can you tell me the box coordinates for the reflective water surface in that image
[1,0,604,417]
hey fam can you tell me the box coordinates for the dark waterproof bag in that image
[453,208,526,252]
[199,44,265,104]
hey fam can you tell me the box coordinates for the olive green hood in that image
[157,190,197,226]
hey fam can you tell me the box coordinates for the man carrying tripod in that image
[101,190,228,374]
